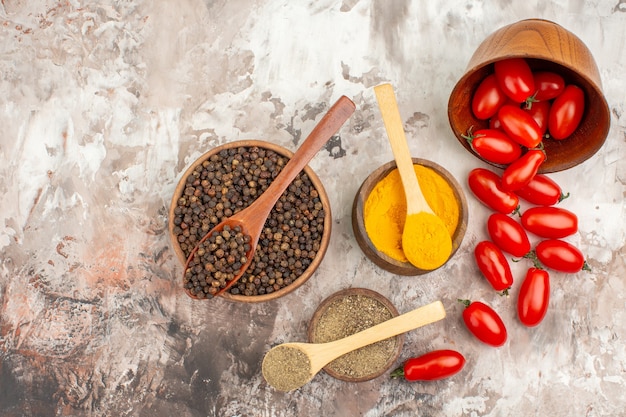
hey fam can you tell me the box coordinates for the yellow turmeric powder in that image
[363,164,460,263]
[402,211,452,270]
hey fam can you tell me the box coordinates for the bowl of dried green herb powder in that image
[307,288,404,382]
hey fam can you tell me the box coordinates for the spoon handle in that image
[311,300,446,371]
[251,96,355,216]
[374,83,432,215]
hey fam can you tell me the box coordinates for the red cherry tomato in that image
[532,71,565,101]
[458,299,507,347]
[472,74,509,120]
[463,129,522,164]
[467,168,519,214]
[501,149,546,191]
[489,99,519,130]
[487,213,531,257]
[498,104,543,148]
[515,174,569,206]
[489,114,503,130]
[548,85,585,140]
[524,100,551,136]
[391,350,466,381]
[517,267,550,327]
[521,207,578,238]
[535,239,589,273]
[474,241,514,292]
[494,58,535,103]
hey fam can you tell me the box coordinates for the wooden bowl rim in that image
[466,19,605,89]
[352,158,468,276]
[307,287,404,382]
[168,139,332,303]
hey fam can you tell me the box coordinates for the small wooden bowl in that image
[352,158,468,276]
[448,18,610,173]
[168,140,332,303]
[307,288,403,382]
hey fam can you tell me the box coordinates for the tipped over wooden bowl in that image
[448,18,610,173]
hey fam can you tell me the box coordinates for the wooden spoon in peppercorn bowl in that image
[373,83,452,271]
[183,96,355,300]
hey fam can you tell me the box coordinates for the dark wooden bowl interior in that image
[352,158,468,276]
[168,140,332,303]
[448,19,610,173]
[307,288,403,382]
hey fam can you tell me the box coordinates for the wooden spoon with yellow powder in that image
[373,84,452,270]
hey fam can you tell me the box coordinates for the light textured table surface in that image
[1,1,625,416]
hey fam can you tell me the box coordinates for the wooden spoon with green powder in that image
[262,300,446,391]
[373,83,452,270]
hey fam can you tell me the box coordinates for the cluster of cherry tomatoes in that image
[462,58,586,194]
[468,57,586,148]
[389,58,591,382]
[459,58,591,348]
[463,173,588,343]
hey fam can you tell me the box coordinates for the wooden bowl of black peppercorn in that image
[169,140,332,302]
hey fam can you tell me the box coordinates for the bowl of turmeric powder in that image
[352,158,468,275]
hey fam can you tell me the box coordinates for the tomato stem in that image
[461,126,483,144]
[582,260,591,272]
[558,191,571,203]
[457,298,471,308]
[390,366,405,379]
[529,141,546,153]
[524,92,539,110]
[519,250,544,269]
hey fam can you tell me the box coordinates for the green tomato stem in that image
[457,299,471,308]
[559,191,571,203]
[390,366,405,379]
